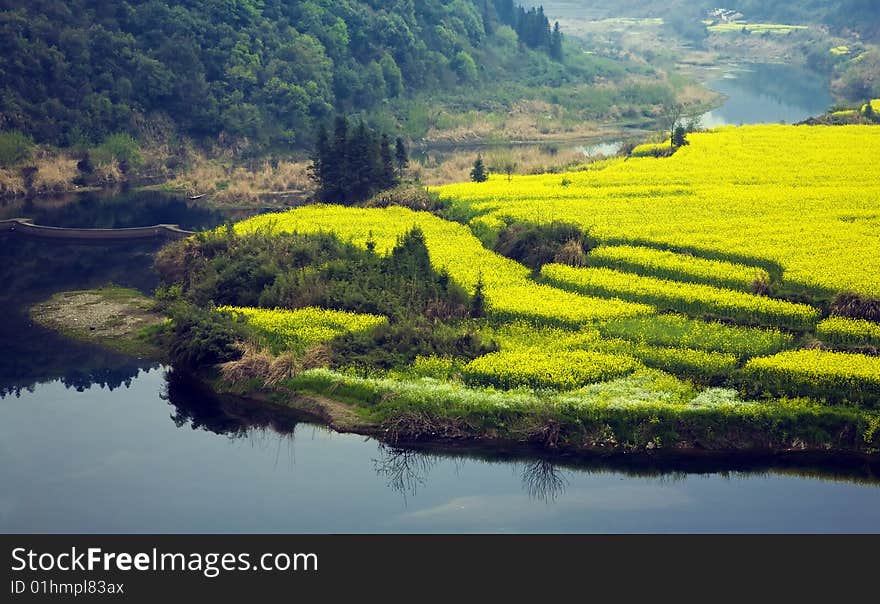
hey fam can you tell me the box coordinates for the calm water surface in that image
[2,70,879,533]
[701,63,833,127]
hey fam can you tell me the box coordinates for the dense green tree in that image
[394,137,409,177]
[310,116,400,204]
[672,125,689,148]
[550,22,563,61]
[470,154,489,182]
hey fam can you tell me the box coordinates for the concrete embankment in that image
[0,218,194,241]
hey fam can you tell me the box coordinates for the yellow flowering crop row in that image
[630,142,671,157]
[817,317,880,349]
[233,205,653,325]
[597,314,793,358]
[435,125,880,297]
[462,348,642,390]
[218,306,387,352]
[743,350,880,407]
[588,245,769,291]
[542,264,820,329]
[707,22,807,34]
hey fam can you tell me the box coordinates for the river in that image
[2,65,879,534]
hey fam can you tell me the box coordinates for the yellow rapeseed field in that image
[217,125,880,402]
[233,205,653,325]
[435,125,880,297]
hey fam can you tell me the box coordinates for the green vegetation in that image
[597,315,794,359]
[0,0,665,153]
[0,131,33,167]
[280,368,879,453]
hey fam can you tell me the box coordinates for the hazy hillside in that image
[555,0,880,39]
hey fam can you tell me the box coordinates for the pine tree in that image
[347,121,375,203]
[550,22,563,61]
[672,124,688,148]
[470,154,488,182]
[379,133,396,190]
[865,100,876,121]
[481,0,495,35]
[395,136,409,177]
[326,115,349,201]
[308,124,329,194]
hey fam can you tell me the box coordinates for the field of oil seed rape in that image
[233,205,653,325]
[817,317,880,349]
[218,306,387,353]
[587,245,770,291]
[595,315,793,359]
[219,124,880,410]
[435,125,880,297]
[462,349,642,390]
[743,350,880,407]
[542,264,819,329]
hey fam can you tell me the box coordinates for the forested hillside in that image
[0,0,627,150]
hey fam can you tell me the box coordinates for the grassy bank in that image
[30,286,880,459]
[212,367,880,457]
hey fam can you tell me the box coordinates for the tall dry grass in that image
[217,343,330,385]
[170,154,314,205]
[413,144,597,186]
[0,167,26,196]
[33,157,78,192]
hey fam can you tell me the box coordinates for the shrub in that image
[494,221,597,271]
[166,304,248,369]
[91,133,143,171]
[0,131,33,167]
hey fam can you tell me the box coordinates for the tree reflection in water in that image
[161,369,303,439]
[372,445,439,503]
[521,458,568,503]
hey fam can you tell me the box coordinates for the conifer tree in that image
[550,22,563,61]
[395,137,409,177]
[471,154,489,182]
[380,134,396,190]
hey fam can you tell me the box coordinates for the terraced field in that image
[437,125,880,297]
[221,125,880,433]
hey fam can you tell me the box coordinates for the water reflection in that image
[522,459,569,503]
[701,63,833,127]
[0,234,164,398]
[367,441,880,504]
[0,189,227,231]
[373,446,439,501]
[162,369,303,438]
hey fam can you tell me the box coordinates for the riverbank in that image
[30,287,880,462]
